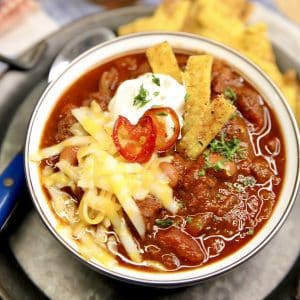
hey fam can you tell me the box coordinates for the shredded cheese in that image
[36,101,178,267]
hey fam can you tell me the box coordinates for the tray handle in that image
[0,152,25,231]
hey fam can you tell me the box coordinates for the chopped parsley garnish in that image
[224,87,237,103]
[204,151,211,169]
[184,93,190,101]
[197,151,226,177]
[230,112,237,120]
[198,169,206,177]
[241,176,256,187]
[152,74,160,86]
[156,111,168,116]
[224,176,256,193]
[133,85,150,108]
[186,216,193,224]
[155,218,173,228]
[212,160,225,171]
[247,228,254,235]
[197,222,203,229]
[225,182,233,188]
[209,133,244,161]
[200,150,227,174]
[153,91,160,97]
[233,182,245,193]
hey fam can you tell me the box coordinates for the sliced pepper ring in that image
[143,107,180,152]
[112,115,157,163]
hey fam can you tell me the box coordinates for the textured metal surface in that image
[0,6,299,300]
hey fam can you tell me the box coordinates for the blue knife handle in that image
[0,152,25,231]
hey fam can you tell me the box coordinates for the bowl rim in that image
[24,31,300,287]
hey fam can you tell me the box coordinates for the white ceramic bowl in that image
[25,32,300,287]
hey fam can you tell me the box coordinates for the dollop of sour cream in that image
[108,73,186,129]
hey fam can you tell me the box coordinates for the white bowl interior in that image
[25,33,300,285]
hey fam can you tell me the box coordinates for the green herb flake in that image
[133,85,151,108]
[209,133,244,161]
[156,111,168,117]
[197,222,203,229]
[155,218,173,228]
[213,160,225,171]
[198,169,206,177]
[230,112,237,120]
[204,151,211,169]
[224,87,237,103]
[225,182,234,190]
[184,93,190,101]
[241,176,256,187]
[247,228,254,235]
[216,193,223,201]
[152,74,160,86]
[178,201,185,209]
[153,91,160,97]
[186,216,193,224]
[233,182,245,193]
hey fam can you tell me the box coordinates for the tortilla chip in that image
[200,95,237,149]
[117,0,300,126]
[216,0,253,20]
[118,0,190,35]
[241,23,275,62]
[146,41,182,83]
[181,55,213,134]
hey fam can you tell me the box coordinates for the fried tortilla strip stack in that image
[118,0,300,125]
[178,55,236,159]
[118,0,190,36]
[146,41,182,83]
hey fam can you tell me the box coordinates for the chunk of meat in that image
[98,66,120,96]
[186,213,213,236]
[55,104,77,142]
[136,196,162,231]
[212,60,243,94]
[155,227,204,264]
[236,87,264,129]
[207,153,237,179]
[60,146,78,166]
[85,67,122,111]
[266,137,280,153]
[223,116,254,161]
[176,179,239,217]
[83,92,110,111]
[130,61,151,78]
[251,157,273,182]
[114,56,138,71]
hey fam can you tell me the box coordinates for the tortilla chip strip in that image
[181,55,213,134]
[178,55,213,158]
[146,41,182,83]
[200,95,236,150]
[179,95,236,159]
[118,0,190,36]
[178,53,236,159]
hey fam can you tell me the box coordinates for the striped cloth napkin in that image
[0,0,58,74]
